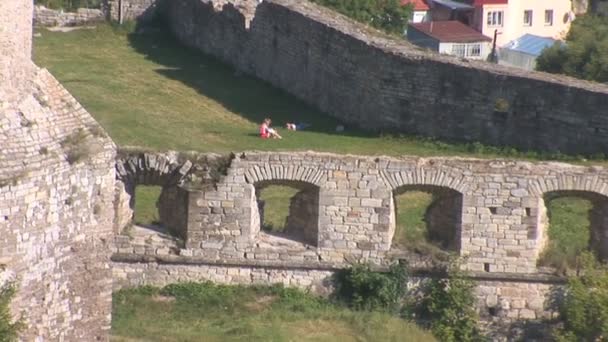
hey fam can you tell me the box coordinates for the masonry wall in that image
[165,0,608,156]
[107,0,163,22]
[33,5,105,27]
[0,1,116,339]
[0,69,116,340]
[114,150,608,275]
[0,0,34,102]
[111,149,608,336]
[111,258,561,325]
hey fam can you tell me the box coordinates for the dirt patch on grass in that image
[151,295,175,303]
[244,295,277,312]
[285,319,359,342]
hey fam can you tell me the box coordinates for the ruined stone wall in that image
[112,150,608,333]
[113,150,608,275]
[111,257,561,324]
[165,0,608,156]
[33,5,105,27]
[180,152,608,274]
[107,0,164,22]
[0,68,116,340]
[1,1,117,339]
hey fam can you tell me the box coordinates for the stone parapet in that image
[113,150,608,275]
[33,5,105,27]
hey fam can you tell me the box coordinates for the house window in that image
[452,44,466,58]
[451,43,481,58]
[467,44,481,57]
[524,10,533,26]
[487,11,504,27]
[545,10,553,26]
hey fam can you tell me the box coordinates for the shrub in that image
[536,15,608,83]
[0,283,24,342]
[420,259,482,342]
[309,0,413,35]
[554,252,608,341]
[60,128,101,164]
[334,263,408,313]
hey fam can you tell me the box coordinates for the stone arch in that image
[380,167,470,194]
[252,179,320,247]
[529,174,608,198]
[380,167,467,252]
[114,151,194,233]
[390,184,464,253]
[244,164,326,187]
[538,188,608,265]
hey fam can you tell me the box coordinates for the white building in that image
[467,0,574,47]
[407,21,493,60]
[402,0,431,23]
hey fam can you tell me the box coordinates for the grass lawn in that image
[33,24,599,161]
[112,282,436,342]
[393,191,434,248]
[133,185,162,226]
[33,24,599,270]
[257,185,300,233]
[539,197,593,270]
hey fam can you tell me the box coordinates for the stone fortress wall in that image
[111,149,608,325]
[8,0,608,338]
[160,0,608,156]
[1,0,116,340]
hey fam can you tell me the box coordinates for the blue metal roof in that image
[502,34,558,56]
[431,0,474,10]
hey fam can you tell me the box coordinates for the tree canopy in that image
[309,0,414,35]
[536,15,608,83]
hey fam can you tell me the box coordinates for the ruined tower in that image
[0,0,116,339]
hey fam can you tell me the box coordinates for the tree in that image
[554,252,608,341]
[420,259,482,342]
[536,15,608,83]
[309,0,414,35]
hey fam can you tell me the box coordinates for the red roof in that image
[401,0,430,11]
[471,0,508,5]
[409,21,492,43]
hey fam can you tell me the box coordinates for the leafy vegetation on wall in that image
[309,0,413,35]
[554,252,608,341]
[0,283,23,342]
[420,260,482,342]
[537,15,608,83]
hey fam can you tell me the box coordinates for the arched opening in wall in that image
[255,181,319,247]
[538,191,608,270]
[123,182,187,248]
[391,185,462,257]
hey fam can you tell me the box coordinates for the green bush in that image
[309,0,413,35]
[34,0,102,11]
[421,260,482,342]
[536,15,608,82]
[554,252,608,341]
[334,263,408,313]
[0,283,24,342]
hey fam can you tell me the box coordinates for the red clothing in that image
[260,123,270,138]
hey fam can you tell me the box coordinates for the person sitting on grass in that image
[285,122,311,131]
[260,118,282,139]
